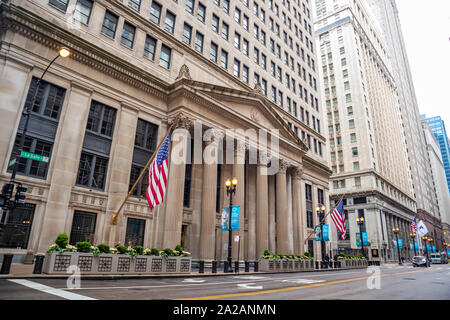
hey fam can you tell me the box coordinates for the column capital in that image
[291,166,303,179]
[169,112,193,130]
[258,151,271,167]
[204,128,224,146]
[277,159,290,173]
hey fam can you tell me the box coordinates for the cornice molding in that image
[1,3,169,100]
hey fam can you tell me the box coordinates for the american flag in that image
[330,200,346,240]
[411,217,417,233]
[146,133,170,211]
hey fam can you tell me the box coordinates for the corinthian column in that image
[256,153,270,258]
[232,141,246,260]
[162,113,192,249]
[276,159,289,254]
[292,166,304,254]
[199,129,223,260]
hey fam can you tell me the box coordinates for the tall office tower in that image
[421,120,450,247]
[314,0,417,262]
[0,0,331,261]
[366,0,440,220]
[421,115,450,195]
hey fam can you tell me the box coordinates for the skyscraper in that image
[421,115,450,194]
[314,0,416,262]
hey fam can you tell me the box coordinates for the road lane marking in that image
[237,283,263,290]
[8,279,96,300]
[281,279,325,284]
[177,269,431,300]
[182,279,206,283]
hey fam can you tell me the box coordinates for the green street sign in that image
[8,158,16,167]
[21,151,49,163]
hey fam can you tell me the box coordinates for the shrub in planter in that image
[55,233,69,249]
[97,244,110,254]
[303,251,311,258]
[116,245,128,254]
[76,242,92,253]
[174,244,183,253]
[133,246,144,256]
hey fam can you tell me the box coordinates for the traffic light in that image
[1,183,14,200]
[14,184,28,207]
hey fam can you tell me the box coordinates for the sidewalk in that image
[0,263,367,280]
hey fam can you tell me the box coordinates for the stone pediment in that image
[170,79,308,153]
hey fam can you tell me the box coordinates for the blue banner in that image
[315,225,321,241]
[323,224,329,241]
[356,232,369,246]
[432,246,436,253]
[415,242,419,250]
[427,245,431,252]
[393,239,403,249]
[221,206,240,231]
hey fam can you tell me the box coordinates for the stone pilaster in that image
[199,130,222,260]
[275,159,289,254]
[256,153,270,258]
[291,166,304,254]
[232,141,246,260]
[162,113,192,249]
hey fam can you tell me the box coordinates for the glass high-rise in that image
[421,115,450,194]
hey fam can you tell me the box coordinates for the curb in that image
[0,267,367,280]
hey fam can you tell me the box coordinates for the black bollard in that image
[199,260,204,274]
[245,261,250,272]
[33,254,45,274]
[0,254,13,274]
[234,261,239,273]
[212,260,217,273]
[223,261,228,273]
[253,261,259,272]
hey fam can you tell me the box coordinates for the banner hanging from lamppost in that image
[314,225,329,241]
[221,206,240,231]
[393,238,403,249]
[356,232,370,246]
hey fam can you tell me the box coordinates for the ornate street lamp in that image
[225,177,238,273]
[315,205,326,266]
[356,217,365,259]
[392,227,402,265]
[410,232,417,256]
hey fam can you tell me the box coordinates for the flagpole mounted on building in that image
[110,125,174,225]
[304,194,345,244]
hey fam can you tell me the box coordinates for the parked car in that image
[412,256,429,267]
[430,253,448,264]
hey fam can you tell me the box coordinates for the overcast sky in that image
[396,0,450,130]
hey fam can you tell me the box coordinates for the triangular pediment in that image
[170,79,308,152]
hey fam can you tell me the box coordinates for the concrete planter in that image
[259,259,314,272]
[43,252,191,275]
[338,259,367,269]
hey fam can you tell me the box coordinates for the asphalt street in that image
[0,264,448,300]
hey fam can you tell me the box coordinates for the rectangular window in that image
[149,1,162,24]
[159,44,172,69]
[212,14,220,33]
[182,23,193,45]
[144,35,157,60]
[49,0,69,11]
[233,59,240,77]
[220,49,228,69]
[70,211,97,245]
[164,11,176,33]
[74,0,93,24]
[195,32,204,52]
[128,0,141,11]
[129,118,158,194]
[222,22,229,40]
[186,0,195,14]
[77,101,116,190]
[125,218,146,247]
[101,10,119,38]
[243,65,249,83]
[197,3,206,22]
[0,203,35,249]
[121,21,136,48]
[210,42,218,62]
[8,78,66,179]
[305,184,313,229]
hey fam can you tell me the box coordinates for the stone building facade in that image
[0,0,331,262]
